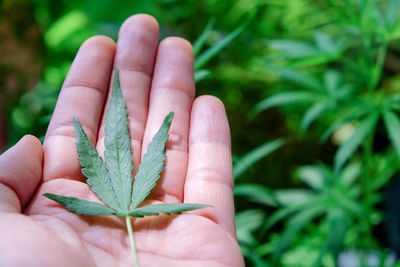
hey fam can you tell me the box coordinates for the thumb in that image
[0,135,43,213]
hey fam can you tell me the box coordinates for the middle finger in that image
[141,37,195,203]
[96,14,159,176]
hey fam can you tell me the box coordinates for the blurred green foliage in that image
[3,0,400,266]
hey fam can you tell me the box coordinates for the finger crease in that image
[152,190,182,203]
[63,84,107,96]
[153,86,194,100]
[47,122,97,145]
[119,67,152,80]
[187,168,234,191]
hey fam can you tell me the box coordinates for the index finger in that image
[43,36,115,182]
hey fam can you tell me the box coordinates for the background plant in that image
[239,0,400,266]
[3,0,400,266]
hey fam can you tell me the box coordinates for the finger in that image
[96,14,159,177]
[184,96,236,237]
[43,36,115,182]
[0,135,43,213]
[141,37,195,203]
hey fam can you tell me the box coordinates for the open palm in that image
[0,15,244,267]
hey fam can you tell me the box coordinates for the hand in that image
[0,15,244,267]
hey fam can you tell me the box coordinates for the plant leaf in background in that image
[295,166,324,190]
[383,110,400,158]
[320,106,372,143]
[233,138,284,264]
[193,18,247,82]
[314,31,342,55]
[386,93,400,111]
[43,68,208,267]
[267,30,344,68]
[277,68,322,91]
[334,112,380,173]
[249,68,354,133]
[263,163,364,263]
[44,10,94,52]
[233,138,285,179]
[326,209,346,254]
[234,184,277,207]
[236,209,273,267]
[236,209,267,247]
[273,204,327,261]
[300,101,327,133]
[194,22,246,70]
[249,91,318,119]
[269,39,319,59]
[192,17,216,57]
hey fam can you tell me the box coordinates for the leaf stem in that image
[125,216,140,267]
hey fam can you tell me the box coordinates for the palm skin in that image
[0,14,244,267]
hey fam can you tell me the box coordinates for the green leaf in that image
[386,0,400,26]
[321,107,371,142]
[273,204,326,259]
[276,68,322,91]
[261,196,326,234]
[314,31,340,54]
[386,93,400,108]
[236,209,267,247]
[194,69,211,82]
[11,107,34,129]
[192,18,216,57]
[249,91,318,118]
[234,184,278,206]
[233,138,284,179]
[288,53,340,68]
[129,203,209,217]
[274,189,316,207]
[300,101,327,132]
[339,162,361,187]
[295,165,324,190]
[73,116,120,210]
[130,112,174,210]
[383,110,400,158]
[331,191,365,217]
[104,67,134,212]
[334,112,379,173]
[195,22,246,70]
[269,40,319,59]
[323,70,340,94]
[44,11,91,49]
[43,193,116,216]
[326,209,346,253]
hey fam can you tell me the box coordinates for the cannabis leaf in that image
[104,68,133,212]
[43,193,117,216]
[43,67,209,266]
[130,111,172,209]
[72,114,121,210]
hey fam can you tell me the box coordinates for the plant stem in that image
[125,215,140,267]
